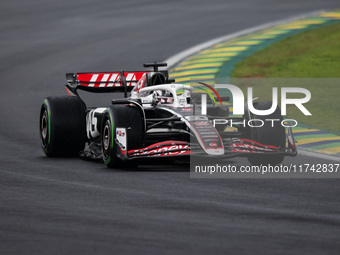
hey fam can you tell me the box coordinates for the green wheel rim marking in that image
[105,156,111,166]
[109,112,114,149]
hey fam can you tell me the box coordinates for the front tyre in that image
[101,105,144,168]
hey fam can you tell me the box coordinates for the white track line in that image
[164,9,340,161]
[165,10,325,69]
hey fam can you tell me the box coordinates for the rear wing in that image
[65,63,170,97]
[66,71,152,96]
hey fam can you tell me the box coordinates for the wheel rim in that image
[40,110,48,147]
[103,123,110,152]
[41,113,47,139]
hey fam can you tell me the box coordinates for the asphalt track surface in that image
[1,0,340,254]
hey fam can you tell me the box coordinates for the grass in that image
[231,22,340,131]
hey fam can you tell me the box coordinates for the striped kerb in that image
[169,11,340,156]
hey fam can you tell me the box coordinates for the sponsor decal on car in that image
[128,141,191,157]
[116,128,127,154]
[230,139,279,153]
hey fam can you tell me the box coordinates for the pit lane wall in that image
[169,10,340,157]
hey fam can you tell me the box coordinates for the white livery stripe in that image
[126,73,136,86]
[107,73,119,87]
[89,74,99,87]
[99,74,110,87]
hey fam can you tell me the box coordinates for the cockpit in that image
[135,84,193,108]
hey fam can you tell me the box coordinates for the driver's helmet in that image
[154,90,174,104]
[160,97,174,104]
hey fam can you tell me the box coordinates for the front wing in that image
[115,127,297,160]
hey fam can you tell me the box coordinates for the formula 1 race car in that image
[39,62,297,168]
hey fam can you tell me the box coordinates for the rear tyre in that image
[39,96,86,157]
[101,105,144,168]
[245,101,286,165]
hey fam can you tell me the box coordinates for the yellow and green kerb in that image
[169,10,340,157]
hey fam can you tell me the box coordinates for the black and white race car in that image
[39,62,297,168]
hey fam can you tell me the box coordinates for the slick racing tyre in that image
[245,101,286,166]
[40,96,86,156]
[101,105,144,168]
